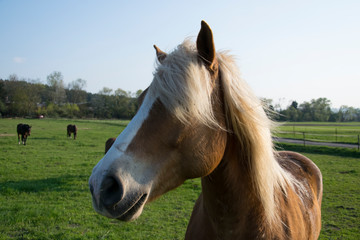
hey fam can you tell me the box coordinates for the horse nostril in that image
[100,175,124,208]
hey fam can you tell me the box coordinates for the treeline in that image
[264,98,360,122]
[1,72,359,122]
[0,72,142,119]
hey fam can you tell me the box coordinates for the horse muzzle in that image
[89,171,149,221]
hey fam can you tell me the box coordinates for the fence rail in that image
[275,131,360,150]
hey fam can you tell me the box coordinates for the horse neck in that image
[200,135,266,238]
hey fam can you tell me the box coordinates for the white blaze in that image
[89,91,156,209]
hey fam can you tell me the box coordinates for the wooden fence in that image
[277,131,360,150]
[275,124,360,150]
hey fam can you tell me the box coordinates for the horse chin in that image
[105,193,149,222]
[116,207,144,222]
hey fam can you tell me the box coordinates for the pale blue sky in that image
[1,0,359,108]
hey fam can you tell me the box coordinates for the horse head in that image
[89,21,227,221]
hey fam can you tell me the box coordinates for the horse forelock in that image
[150,40,219,128]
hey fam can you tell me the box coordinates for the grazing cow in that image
[67,124,77,139]
[17,123,31,145]
[105,137,116,154]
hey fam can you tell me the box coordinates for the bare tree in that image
[68,78,87,91]
[47,71,66,104]
[99,87,113,95]
[67,78,87,103]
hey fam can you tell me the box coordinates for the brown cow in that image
[17,123,31,145]
[105,137,116,154]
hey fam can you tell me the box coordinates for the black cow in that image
[17,123,31,145]
[67,124,77,139]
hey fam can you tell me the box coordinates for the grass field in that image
[0,118,359,239]
[275,122,360,145]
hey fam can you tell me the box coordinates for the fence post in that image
[293,125,295,137]
[335,128,337,143]
[303,132,306,147]
[358,135,359,151]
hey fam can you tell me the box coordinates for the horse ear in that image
[153,45,167,63]
[196,20,217,71]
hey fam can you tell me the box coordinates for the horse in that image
[67,124,77,139]
[105,137,116,154]
[17,123,31,145]
[89,21,322,239]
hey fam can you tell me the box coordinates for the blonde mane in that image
[150,40,301,226]
[217,52,302,225]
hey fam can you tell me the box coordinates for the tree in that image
[0,77,142,118]
[291,101,298,109]
[47,71,66,104]
[298,98,332,122]
[135,89,143,98]
[91,94,112,118]
[68,78,86,91]
[63,103,80,118]
[8,74,19,81]
[338,105,360,122]
[98,87,113,96]
[67,78,87,104]
[311,98,332,122]
[282,105,300,122]
[115,88,129,97]
[1,76,41,117]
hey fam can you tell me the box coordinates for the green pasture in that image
[0,118,359,239]
[275,122,360,145]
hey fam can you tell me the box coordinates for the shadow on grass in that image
[276,143,360,158]
[0,175,88,194]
